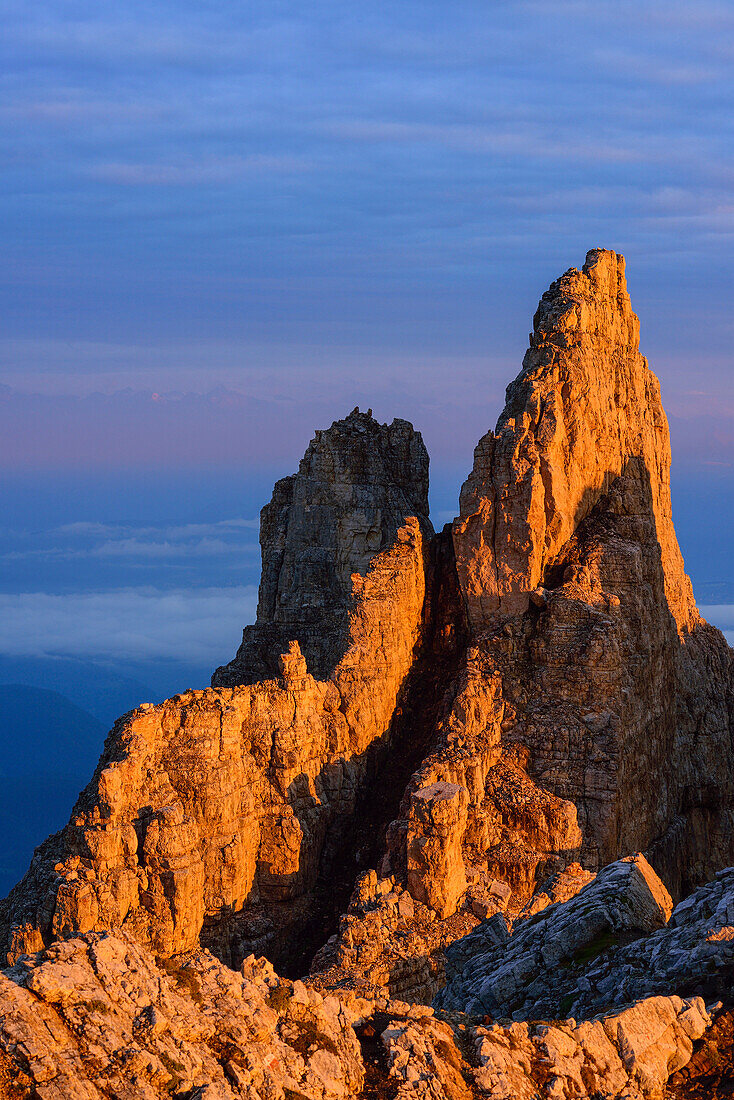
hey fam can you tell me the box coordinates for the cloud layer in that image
[0,501,263,598]
[0,587,256,666]
[0,589,729,670]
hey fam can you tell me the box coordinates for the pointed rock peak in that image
[522,246,637,374]
[584,245,625,278]
[453,248,697,631]
[310,408,421,452]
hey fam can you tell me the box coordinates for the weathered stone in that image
[0,416,433,969]
[470,995,709,1100]
[213,407,431,683]
[488,879,512,903]
[0,898,725,1100]
[436,855,673,1017]
[0,930,365,1099]
[440,863,734,1027]
[453,249,694,627]
[380,248,734,911]
[406,783,469,919]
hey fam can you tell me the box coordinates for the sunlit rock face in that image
[432,250,734,899]
[0,413,434,967]
[0,917,721,1100]
[392,443,733,905]
[0,930,367,1100]
[318,251,734,1001]
[453,249,695,628]
[1,250,732,1092]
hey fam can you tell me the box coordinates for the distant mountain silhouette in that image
[0,655,155,728]
[0,684,107,896]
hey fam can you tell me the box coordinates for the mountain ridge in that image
[1,249,732,1100]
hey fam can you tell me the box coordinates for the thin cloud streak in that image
[90,154,313,186]
[1,382,732,474]
[53,518,260,538]
[1,538,260,562]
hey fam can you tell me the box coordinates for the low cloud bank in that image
[0,587,257,666]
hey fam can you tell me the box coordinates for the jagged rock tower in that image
[214,408,431,684]
[2,250,732,1001]
[435,250,733,899]
[408,249,734,900]
[0,410,436,971]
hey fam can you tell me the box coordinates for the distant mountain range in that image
[0,655,155,728]
[0,683,110,896]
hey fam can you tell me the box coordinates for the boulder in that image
[436,854,672,1017]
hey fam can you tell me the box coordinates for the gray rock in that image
[213,408,432,683]
[438,857,734,1024]
[436,854,673,1018]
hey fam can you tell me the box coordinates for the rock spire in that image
[214,407,432,684]
[0,249,733,1100]
[454,249,696,630]
[0,410,434,968]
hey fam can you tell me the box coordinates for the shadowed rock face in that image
[0,251,732,1099]
[437,854,675,1017]
[213,408,432,684]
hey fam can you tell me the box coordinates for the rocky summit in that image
[1,249,733,1099]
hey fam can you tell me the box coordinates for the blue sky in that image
[1,0,732,685]
[3,2,733,383]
